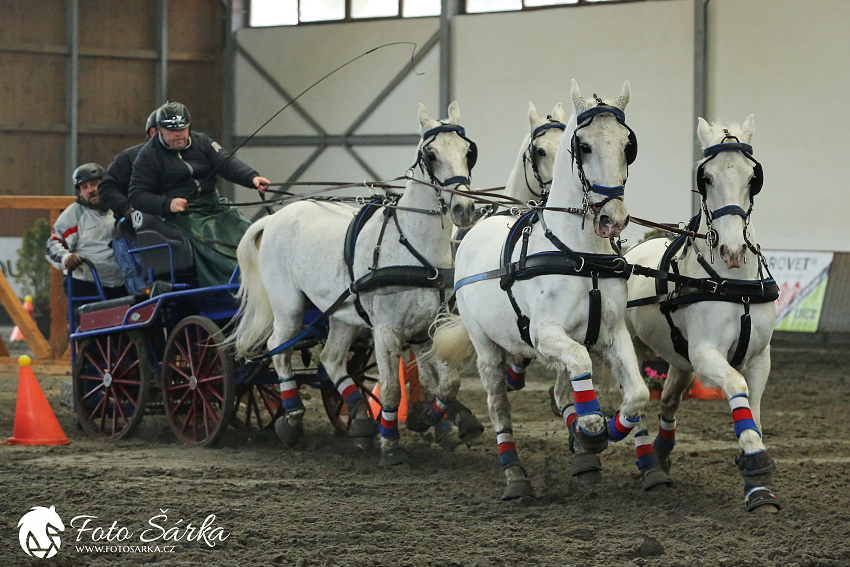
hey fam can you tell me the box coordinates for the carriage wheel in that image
[161,316,235,447]
[231,360,283,430]
[73,332,151,440]
[321,344,380,435]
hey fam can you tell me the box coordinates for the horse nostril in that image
[599,215,611,226]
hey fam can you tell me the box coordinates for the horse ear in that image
[552,103,565,123]
[418,103,431,131]
[571,79,588,115]
[741,114,755,144]
[616,81,631,111]
[528,102,540,129]
[447,101,461,124]
[697,117,713,147]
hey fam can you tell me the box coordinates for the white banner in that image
[761,250,834,332]
[0,237,24,296]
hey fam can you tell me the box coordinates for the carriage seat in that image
[130,210,195,283]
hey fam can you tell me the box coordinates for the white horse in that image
[433,81,666,499]
[232,102,477,466]
[504,102,567,205]
[625,116,780,512]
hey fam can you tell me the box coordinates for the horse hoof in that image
[274,413,304,448]
[641,467,673,491]
[501,478,533,501]
[455,411,484,445]
[351,435,374,451]
[745,488,781,513]
[570,453,603,484]
[548,386,560,417]
[405,401,440,433]
[349,417,377,438]
[379,447,407,467]
[435,425,464,452]
[570,419,609,454]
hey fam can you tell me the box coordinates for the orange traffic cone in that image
[7,355,69,446]
[685,376,725,400]
[9,295,34,342]
[369,352,423,422]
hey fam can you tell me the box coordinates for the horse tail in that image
[231,216,274,357]
[429,307,475,368]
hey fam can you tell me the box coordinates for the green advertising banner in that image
[762,251,834,333]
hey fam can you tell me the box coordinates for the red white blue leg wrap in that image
[427,397,449,421]
[634,429,661,472]
[571,373,602,416]
[335,375,364,410]
[379,406,399,439]
[562,404,577,428]
[505,362,528,391]
[608,412,641,442]
[497,429,519,467]
[279,379,304,412]
[653,416,676,453]
[730,394,761,438]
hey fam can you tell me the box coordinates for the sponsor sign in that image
[762,250,833,332]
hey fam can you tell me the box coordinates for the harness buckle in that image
[707,280,719,294]
[428,267,440,281]
[574,257,586,274]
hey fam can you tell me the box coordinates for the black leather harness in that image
[627,214,778,368]
[454,210,630,348]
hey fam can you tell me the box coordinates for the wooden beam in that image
[0,43,219,63]
[0,332,9,357]
[0,270,50,359]
[0,197,76,210]
[49,208,69,359]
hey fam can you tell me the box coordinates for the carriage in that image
[68,212,379,447]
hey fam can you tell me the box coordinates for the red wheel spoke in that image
[83,352,106,377]
[166,361,194,382]
[200,383,225,404]
[111,359,140,382]
[80,382,105,403]
[79,373,105,383]
[183,327,196,375]
[113,384,139,413]
[99,387,111,431]
[196,335,212,373]
[170,386,194,412]
[88,391,107,424]
[197,347,221,379]
[111,339,134,373]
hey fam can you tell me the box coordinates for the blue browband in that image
[576,105,626,126]
[703,142,754,158]
[531,121,567,140]
[422,124,466,140]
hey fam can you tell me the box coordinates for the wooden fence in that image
[0,196,76,375]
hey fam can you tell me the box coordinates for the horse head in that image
[417,102,477,229]
[526,102,567,194]
[696,115,760,269]
[560,79,635,239]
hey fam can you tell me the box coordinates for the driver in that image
[128,101,270,286]
[46,163,127,300]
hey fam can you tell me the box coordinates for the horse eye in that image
[703,173,713,186]
[580,143,592,154]
[536,148,546,157]
[426,151,436,162]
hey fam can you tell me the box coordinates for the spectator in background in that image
[97,110,157,295]
[47,163,126,301]
[128,101,270,287]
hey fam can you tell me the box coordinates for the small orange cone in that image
[7,355,69,446]
[685,376,725,400]
[369,353,423,422]
[9,295,34,342]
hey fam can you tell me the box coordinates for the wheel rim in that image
[231,382,282,430]
[73,333,149,439]
[162,317,234,446]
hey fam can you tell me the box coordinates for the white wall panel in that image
[709,0,850,251]
[453,1,694,245]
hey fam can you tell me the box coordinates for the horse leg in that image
[691,344,779,512]
[737,346,780,513]
[372,325,406,466]
[321,319,376,449]
[505,355,531,392]
[269,313,306,448]
[407,341,484,447]
[652,364,692,473]
[475,339,531,500]
[602,324,671,490]
[539,322,607,483]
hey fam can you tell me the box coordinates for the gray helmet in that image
[156,101,191,130]
[72,163,105,188]
[145,110,157,135]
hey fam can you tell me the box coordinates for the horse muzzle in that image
[450,192,477,229]
[720,243,747,269]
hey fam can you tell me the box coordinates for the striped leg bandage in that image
[654,416,677,453]
[497,428,519,467]
[506,363,528,391]
[571,373,602,416]
[279,379,304,412]
[427,397,449,421]
[730,394,760,438]
[634,429,661,471]
[379,407,399,439]
[608,412,641,442]
[335,375,364,410]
